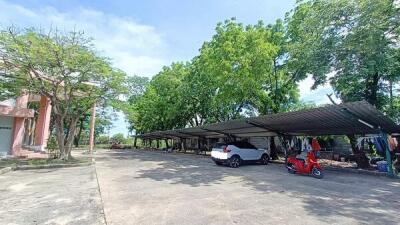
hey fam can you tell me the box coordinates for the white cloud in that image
[0,0,168,77]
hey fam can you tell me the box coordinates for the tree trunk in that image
[347,134,370,169]
[270,137,279,160]
[54,113,80,161]
[64,117,79,159]
[365,72,379,107]
[55,114,66,160]
[165,139,169,149]
[134,136,137,148]
[74,116,85,147]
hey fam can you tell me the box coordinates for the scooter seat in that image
[296,158,306,163]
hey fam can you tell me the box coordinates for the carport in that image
[138,101,400,176]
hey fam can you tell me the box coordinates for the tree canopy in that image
[122,19,305,134]
[287,0,400,116]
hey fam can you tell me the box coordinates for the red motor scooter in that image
[286,149,323,179]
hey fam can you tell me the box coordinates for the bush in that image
[46,135,60,158]
[110,133,126,144]
[97,135,110,144]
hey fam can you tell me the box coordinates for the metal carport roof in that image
[138,101,400,139]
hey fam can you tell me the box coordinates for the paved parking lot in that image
[95,150,400,225]
[1,150,399,225]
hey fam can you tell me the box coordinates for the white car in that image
[211,141,270,168]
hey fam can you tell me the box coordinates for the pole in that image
[381,132,394,177]
[89,103,96,154]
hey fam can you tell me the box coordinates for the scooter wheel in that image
[311,168,324,179]
[287,164,296,174]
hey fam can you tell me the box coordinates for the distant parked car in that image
[211,141,270,168]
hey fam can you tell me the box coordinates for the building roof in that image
[138,101,400,139]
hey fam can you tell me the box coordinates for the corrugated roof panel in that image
[140,101,400,139]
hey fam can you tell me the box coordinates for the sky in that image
[0,0,338,136]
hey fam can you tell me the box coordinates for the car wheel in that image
[215,161,223,166]
[311,167,323,179]
[229,156,241,168]
[260,154,270,165]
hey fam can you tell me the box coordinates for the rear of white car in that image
[211,141,270,168]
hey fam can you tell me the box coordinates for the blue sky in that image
[0,0,337,136]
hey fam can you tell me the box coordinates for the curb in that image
[14,161,93,171]
[0,167,13,175]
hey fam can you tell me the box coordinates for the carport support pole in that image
[381,132,394,177]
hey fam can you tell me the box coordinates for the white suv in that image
[211,141,270,168]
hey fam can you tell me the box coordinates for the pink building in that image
[0,92,52,157]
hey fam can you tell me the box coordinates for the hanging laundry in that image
[373,137,384,153]
[388,136,396,151]
[312,138,321,151]
[396,137,400,152]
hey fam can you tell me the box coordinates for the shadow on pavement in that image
[96,149,400,225]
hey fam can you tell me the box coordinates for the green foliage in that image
[133,62,189,132]
[46,135,59,158]
[110,133,126,144]
[286,101,317,112]
[96,135,110,144]
[124,19,303,133]
[287,0,400,116]
[73,108,114,146]
[112,75,149,134]
[192,19,301,119]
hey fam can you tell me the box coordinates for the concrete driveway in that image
[0,165,105,225]
[95,150,400,225]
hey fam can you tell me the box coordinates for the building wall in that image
[249,137,270,150]
[0,116,14,156]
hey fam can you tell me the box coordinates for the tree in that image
[287,0,400,112]
[182,19,301,124]
[286,0,400,167]
[132,63,190,133]
[0,27,125,160]
[124,19,303,151]
[113,75,149,134]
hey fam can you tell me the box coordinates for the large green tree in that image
[118,75,149,134]
[0,27,125,160]
[127,19,303,134]
[181,19,301,124]
[287,0,400,112]
[131,63,189,133]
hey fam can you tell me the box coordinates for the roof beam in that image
[246,120,285,136]
[200,128,237,138]
[175,130,206,138]
[340,107,379,130]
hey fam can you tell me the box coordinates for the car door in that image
[243,142,260,160]
[232,142,250,160]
